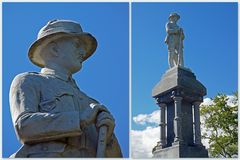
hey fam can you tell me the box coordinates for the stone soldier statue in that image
[165,13,185,68]
[9,20,122,158]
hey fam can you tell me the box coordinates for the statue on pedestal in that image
[165,13,185,68]
[9,19,122,158]
[152,13,208,158]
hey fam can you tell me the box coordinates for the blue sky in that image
[3,2,129,157]
[132,2,238,130]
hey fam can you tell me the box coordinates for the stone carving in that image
[165,13,185,68]
[9,19,122,158]
[152,13,208,158]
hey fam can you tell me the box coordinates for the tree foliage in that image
[200,93,238,158]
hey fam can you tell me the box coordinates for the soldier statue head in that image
[168,13,180,22]
[28,19,97,74]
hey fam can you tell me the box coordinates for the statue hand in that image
[79,104,109,128]
[96,111,115,143]
[180,28,184,34]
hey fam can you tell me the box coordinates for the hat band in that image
[38,27,83,39]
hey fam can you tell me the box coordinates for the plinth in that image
[152,66,208,158]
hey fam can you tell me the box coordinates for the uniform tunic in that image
[9,68,122,157]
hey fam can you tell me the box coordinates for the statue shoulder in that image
[13,72,41,80]
[11,72,42,88]
[165,22,170,28]
[166,22,175,27]
[88,97,100,104]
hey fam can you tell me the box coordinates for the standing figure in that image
[165,13,185,68]
[9,20,122,158]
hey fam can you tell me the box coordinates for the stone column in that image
[193,101,202,145]
[173,96,183,144]
[159,103,167,147]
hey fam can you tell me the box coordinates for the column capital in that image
[159,123,166,127]
[155,97,167,106]
[159,103,167,107]
[172,96,183,101]
[193,101,202,106]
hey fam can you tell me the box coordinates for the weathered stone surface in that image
[165,13,184,68]
[152,66,206,100]
[152,67,208,158]
[9,19,122,158]
[153,144,208,158]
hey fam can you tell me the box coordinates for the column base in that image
[152,144,208,158]
[152,141,167,151]
[172,139,185,146]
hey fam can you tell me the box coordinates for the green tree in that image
[200,93,238,158]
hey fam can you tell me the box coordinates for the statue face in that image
[54,37,87,74]
[170,16,178,22]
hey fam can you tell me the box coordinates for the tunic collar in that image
[41,67,72,82]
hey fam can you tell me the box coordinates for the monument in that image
[9,20,122,158]
[152,13,208,158]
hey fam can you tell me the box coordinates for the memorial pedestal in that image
[152,66,208,158]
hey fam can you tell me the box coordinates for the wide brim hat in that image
[28,19,97,68]
[169,13,180,20]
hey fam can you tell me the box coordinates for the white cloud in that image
[201,95,237,107]
[133,110,160,125]
[131,126,160,158]
[132,110,160,158]
[201,98,214,106]
[226,95,238,107]
[200,120,210,149]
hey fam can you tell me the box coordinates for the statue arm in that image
[105,134,123,157]
[84,94,122,157]
[10,74,82,144]
[166,23,180,34]
[181,29,185,40]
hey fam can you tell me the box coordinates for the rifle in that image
[96,125,108,157]
[90,103,108,157]
[177,28,183,66]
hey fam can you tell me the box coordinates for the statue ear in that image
[49,41,59,57]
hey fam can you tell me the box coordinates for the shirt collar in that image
[41,67,72,82]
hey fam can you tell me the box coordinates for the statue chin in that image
[71,65,82,74]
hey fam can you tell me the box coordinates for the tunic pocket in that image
[39,98,57,112]
[39,90,74,112]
